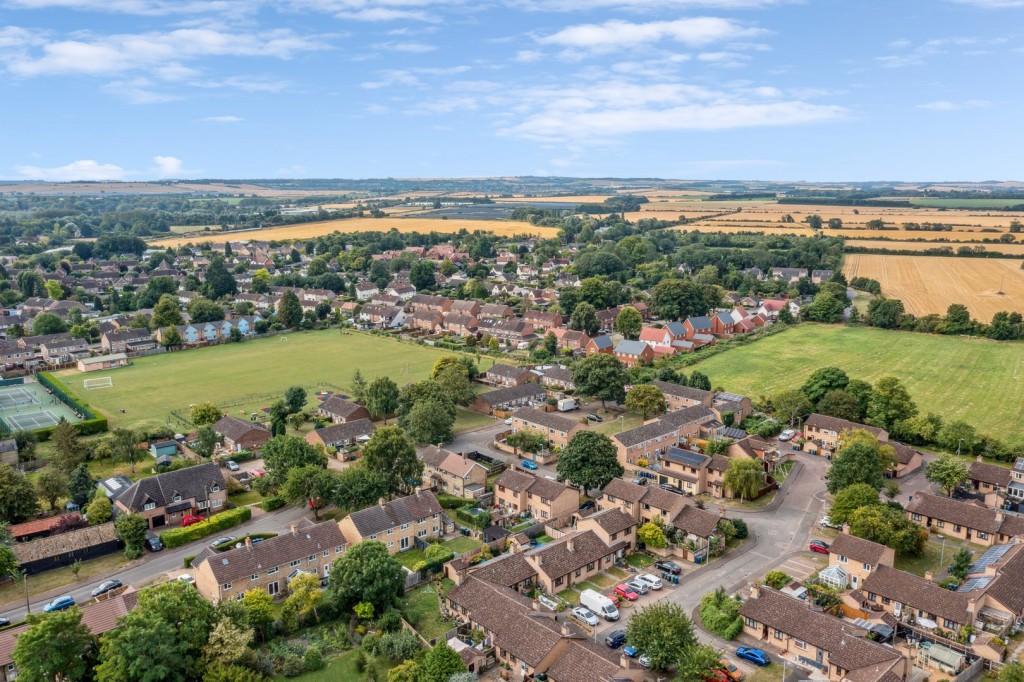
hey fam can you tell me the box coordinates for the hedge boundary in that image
[32,372,109,438]
[159,507,252,548]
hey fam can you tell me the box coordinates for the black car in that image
[654,560,682,575]
[578,500,596,512]
[587,413,603,422]
[604,629,627,648]
[91,579,123,597]
[659,483,685,496]
[0,617,9,628]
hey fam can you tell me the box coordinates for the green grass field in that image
[689,324,1024,443]
[53,330,472,431]
[908,198,1024,209]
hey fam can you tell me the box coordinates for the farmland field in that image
[689,325,1024,444]
[52,330,483,431]
[847,240,1024,255]
[151,217,554,246]
[843,254,1024,318]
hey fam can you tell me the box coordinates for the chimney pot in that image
[750,583,761,599]
[245,536,253,549]
[567,539,575,553]
[532,599,540,611]
[290,523,298,535]
[924,571,934,582]
[619,654,631,669]
[560,621,571,636]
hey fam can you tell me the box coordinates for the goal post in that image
[83,377,113,390]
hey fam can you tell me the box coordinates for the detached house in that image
[612,340,653,368]
[213,415,272,453]
[420,445,488,499]
[827,531,895,590]
[339,490,446,553]
[585,335,614,356]
[114,462,227,529]
[316,396,370,424]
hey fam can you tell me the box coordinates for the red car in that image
[809,540,830,554]
[703,671,730,682]
[182,515,205,527]
[613,584,639,601]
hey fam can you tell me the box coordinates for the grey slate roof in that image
[213,415,269,442]
[116,462,225,511]
[613,339,649,356]
[513,407,577,433]
[613,404,714,447]
[347,490,442,537]
[650,380,711,403]
[312,418,375,444]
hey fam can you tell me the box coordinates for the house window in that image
[267,567,279,575]
[387,542,394,548]
[936,520,945,528]
[335,546,344,553]
[433,526,439,532]
[144,502,156,511]
[867,592,877,601]
[882,597,891,605]
[979,532,989,540]
[555,576,564,586]
[774,629,784,640]
[863,563,871,571]
[290,559,300,567]
[911,513,922,521]
[387,529,394,535]
[588,562,595,571]
[173,495,182,502]
[267,582,279,596]
[401,524,409,530]
[418,518,426,524]
[838,555,848,564]
[211,485,220,492]
[370,534,377,540]
[324,550,329,557]
[794,640,806,650]
[212,498,223,508]
[745,618,758,628]
[198,500,210,510]
[954,525,962,532]
[251,574,259,581]
[944,619,957,629]
[222,582,232,590]
[308,554,316,563]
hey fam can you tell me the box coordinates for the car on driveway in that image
[604,630,627,648]
[181,515,205,527]
[578,500,596,512]
[625,578,648,595]
[178,574,196,585]
[809,540,830,554]
[43,595,75,612]
[613,584,639,601]
[572,606,599,627]
[635,573,663,590]
[736,647,770,667]
[659,483,685,496]
[719,660,744,681]
[210,536,237,548]
[638,654,650,668]
[520,459,538,471]
[654,560,682,575]
[819,515,842,530]
[631,476,648,486]
[91,579,122,597]
[586,413,603,422]
[622,645,639,658]
[504,417,513,425]
[778,429,796,441]
[225,460,239,471]
[703,671,730,682]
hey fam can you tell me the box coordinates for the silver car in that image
[572,606,599,627]
[625,578,649,595]
[635,573,663,590]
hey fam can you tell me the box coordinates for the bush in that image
[366,630,422,661]
[377,608,402,633]
[731,518,748,539]
[764,570,791,589]
[435,494,472,510]
[158,507,252,548]
[303,647,324,672]
[260,496,286,512]
[183,555,196,568]
[699,588,743,640]
[278,654,305,677]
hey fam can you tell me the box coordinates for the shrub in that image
[260,496,286,512]
[278,654,305,677]
[731,518,748,539]
[158,507,252,548]
[303,647,324,672]
[699,588,743,640]
[183,555,196,568]
[764,570,791,590]
[377,608,402,633]
[435,494,471,510]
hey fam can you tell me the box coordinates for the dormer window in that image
[211,485,220,492]
[173,495,182,502]
[143,502,156,510]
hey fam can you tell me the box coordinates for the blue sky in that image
[0,0,1021,182]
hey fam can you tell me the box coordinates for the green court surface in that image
[0,380,83,431]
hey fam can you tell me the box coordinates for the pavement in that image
[0,503,310,621]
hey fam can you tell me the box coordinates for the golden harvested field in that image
[850,240,1024,255]
[502,195,613,203]
[151,217,555,246]
[843,254,1024,319]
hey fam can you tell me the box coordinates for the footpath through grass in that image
[689,324,1024,444]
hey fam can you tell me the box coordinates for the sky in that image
[0,0,1022,183]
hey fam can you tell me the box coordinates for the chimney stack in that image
[532,598,540,611]
[567,538,575,553]
[619,654,632,670]
[996,510,1005,523]
[245,536,253,549]
[560,621,571,636]
[290,523,298,535]
[750,583,760,599]
[842,523,851,536]
[924,571,934,583]
[378,497,387,507]
[719,507,726,519]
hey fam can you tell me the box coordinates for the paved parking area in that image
[775,555,821,581]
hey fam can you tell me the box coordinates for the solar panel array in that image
[958,576,992,592]
[969,543,1012,574]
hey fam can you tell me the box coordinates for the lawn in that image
[53,330,474,431]
[592,411,645,436]
[278,648,393,682]
[739,662,783,682]
[894,538,974,578]
[688,324,1024,444]
[0,552,135,605]
[453,408,496,433]
[400,583,452,643]
[396,537,483,570]
[229,490,263,506]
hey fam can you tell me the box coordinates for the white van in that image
[580,589,619,621]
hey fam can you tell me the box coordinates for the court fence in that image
[0,377,24,388]
[29,372,108,439]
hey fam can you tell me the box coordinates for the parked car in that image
[604,630,627,648]
[250,468,266,477]
[809,540,830,554]
[181,515,205,527]
[586,413,603,422]
[210,536,236,548]
[43,595,75,612]
[719,660,744,681]
[504,417,513,425]
[0,617,10,628]
[572,606,599,627]
[778,429,796,441]
[625,578,649,595]
[613,584,639,601]
[654,560,682,575]
[736,647,770,667]
[622,645,639,658]
[703,671,730,682]
[178,574,196,585]
[638,654,650,668]
[145,531,163,552]
[819,515,842,530]
[635,573,663,590]
[91,579,122,597]
[520,459,539,471]
[578,500,596,512]
[631,476,648,486]
[659,483,685,496]
[226,460,240,471]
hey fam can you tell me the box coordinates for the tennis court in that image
[0,379,83,432]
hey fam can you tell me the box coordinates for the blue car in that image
[520,459,539,471]
[736,647,770,667]
[603,630,627,648]
[622,645,639,658]
[43,595,76,612]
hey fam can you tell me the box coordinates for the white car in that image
[635,573,663,590]
[572,606,599,627]
[638,654,651,668]
[778,429,796,441]
[177,574,195,585]
[504,417,513,425]
[820,516,843,530]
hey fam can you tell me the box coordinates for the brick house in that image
[114,462,228,529]
[191,520,346,602]
[585,335,614,355]
[861,565,976,633]
[906,492,1024,546]
[827,531,894,590]
[486,363,535,387]
[448,299,481,317]
[890,442,924,479]
[479,303,514,319]
[523,311,563,333]
[712,391,754,423]
[597,479,686,527]
[682,316,712,339]
[612,340,653,368]
[539,366,575,391]
[656,446,711,496]
[803,414,889,456]
[649,381,712,411]
[612,404,716,470]
[419,445,488,499]
[316,396,371,424]
[471,384,546,414]
[338,490,445,554]
[101,328,153,354]
[305,418,375,449]
[551,328,590,352]
[408,310,444,333]
[968,456,1012,507]
[409,294,452,314]
[443,313,478,336]
[510,408,583,451]
[493,469,578,523]
[213,416,272,453]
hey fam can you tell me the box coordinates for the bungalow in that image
[486,363,534,387]
[803,414,889,456]
[649,381,712,411]
[906,492,1024,546]
[305,418,375,450]
[968,456,1011,507]
[861,565,976,634]
[419,445,488,499]
[493,469,578,523]
[316,396,371,424]
[770,267,809,283]
[78,353,128,373]
[472,384,547,414]
[510,407,582,452]
[338,490,445,553]
[113,462,227,529]
[522,530,626,594]
[613,340,653,368]
[890,443,924,479]
[213,416,272,453]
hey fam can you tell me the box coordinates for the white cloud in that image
[537,17,766,54]
[372,41,436,53]
[103,78,178,103]
[876,36,992,67]
[152,155,186,177]
[917,99,990,110]
[15,159,128,181]
[287,0,466,21]
[200,115,244,123]
[515,49,543,62]
[5,0,259,15]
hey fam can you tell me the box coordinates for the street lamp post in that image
[957,437,964,457]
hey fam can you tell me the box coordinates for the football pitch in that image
[52,331,482,431]
[689,324,1024,444]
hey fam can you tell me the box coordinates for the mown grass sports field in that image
[688,324,1024,444]
[52,330,487,431]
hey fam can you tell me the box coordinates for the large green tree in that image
[613,306,643,340]
[52,419,88,474]
[278,290,303,329]
[404,400,455,445]
[625,384,667,420]
[723,458,765,501]
[626,602,698,672]
[396,380,456,424]
[261,435,327,487]
[421,642,467,682]
[568,302,600,336]
[366,376,400,424]
[925,452,970,497]
[110,427,145,475]
[828,483,881,525]
[152,294,184,328]
[360,426,422,497]
[282,466,336,520]
[573,353,627,410]
[331,465,390,514]
[36,469,68,511]
[0,463,40,523]
[867,376,917,431]
[68,463,96,509]
[433,364,475,407]
[327,541,405,611]
[815,389,862,422]
[651,278,709,321]
[204,256,238,299]
[556,431,623,493]
[801,367,849,405]
[825,432,892,494]
[31,312,68,336]
[115,513,148,559]
[771,389,812,427]
[187,297,225,323]
[848,504,926,555]
[86,493,112,525]
[13,607,96,682]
